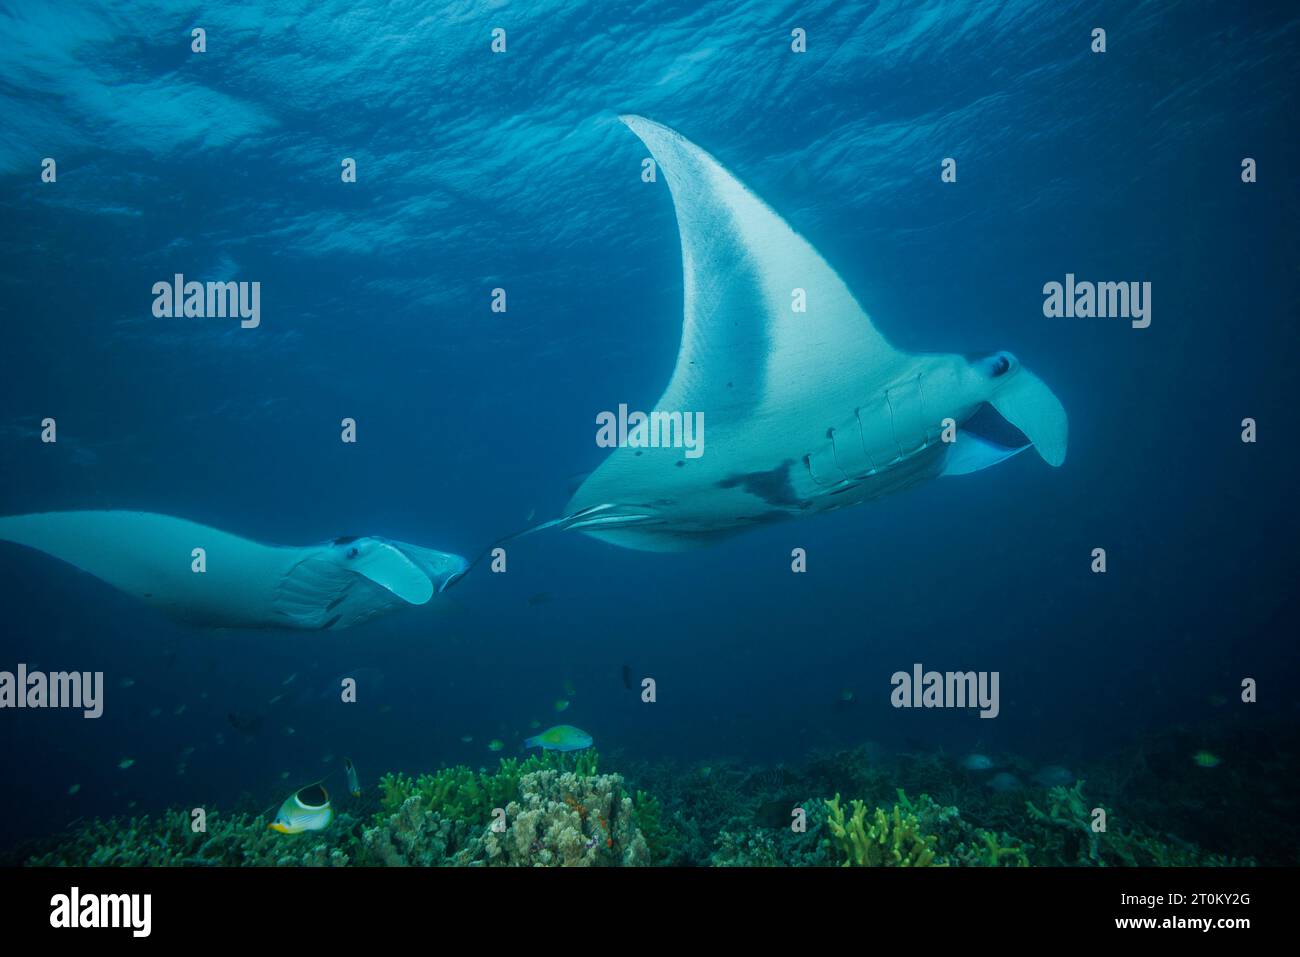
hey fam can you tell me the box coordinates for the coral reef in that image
[20,722,1283,866]
[479,770,649,866]
[26,808,357,867]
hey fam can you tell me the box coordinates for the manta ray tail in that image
[463,505,621,574]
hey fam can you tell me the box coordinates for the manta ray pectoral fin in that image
[349,544,434,605]
[615,114,907,423]
[989,367,1068,467]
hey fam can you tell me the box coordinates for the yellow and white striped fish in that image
[268,783,333,834]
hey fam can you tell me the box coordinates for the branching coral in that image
[26,809,356,867]
[824,793,940,867]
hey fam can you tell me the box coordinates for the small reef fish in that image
[529,719,541,729]
[1192,750,1221,768]
[460,735,473,743]
[67,784,80,796]
[1031,765,1075,787]
[344,758,361,797]
[120,678,135,688]
[563,679,577,696]
[227,712,263,735]
[269,783,333,834]
[117,758,135,770]
[487,739,504,752]
[554,699,570,713]
[986,772,1023,792]
[962,754,996,772]
[524,725,593,752]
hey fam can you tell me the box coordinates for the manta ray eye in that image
[985,353,1012,378]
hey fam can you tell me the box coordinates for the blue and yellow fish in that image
[523,724,592,752]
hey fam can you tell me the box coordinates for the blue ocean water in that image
[0,1,1296,858]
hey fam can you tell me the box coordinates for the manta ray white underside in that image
[564,115,1068,551]
[0,511,469,630]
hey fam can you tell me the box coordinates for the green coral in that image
[632,789,669,864]
[969,828,1030,867]
[1026,779,1101,864]
[378,772,414,814]
[374,751,600,826]
[825,791,940,867]
[25,808,357,867]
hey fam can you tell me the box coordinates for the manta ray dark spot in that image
[676,460,685,467]
[333,536,358,545]
[718,460,800,507]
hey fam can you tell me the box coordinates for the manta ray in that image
[559,116,1068,551]
[0,511,469,630]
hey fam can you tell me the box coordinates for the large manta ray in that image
[561,116,1068,551]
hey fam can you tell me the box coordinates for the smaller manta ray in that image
[0,511,469,631]
[561,116,1069,551]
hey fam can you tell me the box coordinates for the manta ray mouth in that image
[962,402,1032,451]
